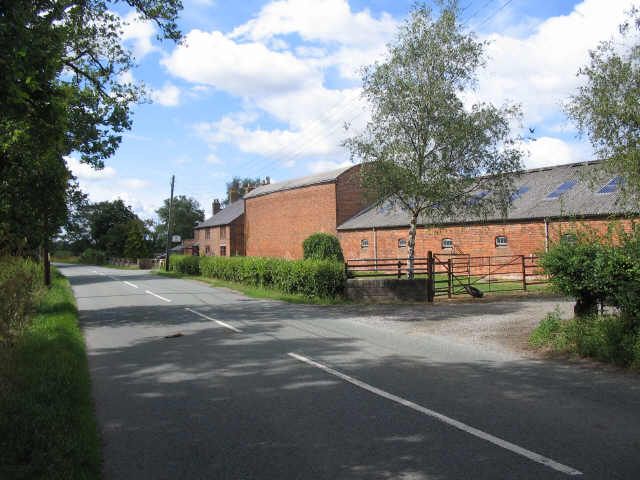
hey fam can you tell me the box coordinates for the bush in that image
[200,256,346,298]
[0,257,43,342]
[79,248,106,265]
[169,255,201,275]
[303,233,344,262]
[529,309,563,348]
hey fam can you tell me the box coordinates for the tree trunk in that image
[43,241,51,287]
[407,212,418,279]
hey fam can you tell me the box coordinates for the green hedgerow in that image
[303,233,345,263]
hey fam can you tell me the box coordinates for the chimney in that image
[229,187,239,203]
[265,176,271,185]
[212,199,221,215]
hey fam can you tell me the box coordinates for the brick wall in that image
[338,218,635,260]
[335,165,368,226]
[245,183,338,259]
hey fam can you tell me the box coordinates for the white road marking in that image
[91,270,98,274]
[185,308,242,333]
[123,281,138,289]
[287,352,583,477]
[99,272,106,276]
[145,290,172,303]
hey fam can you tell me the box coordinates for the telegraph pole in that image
[164,175,175,271]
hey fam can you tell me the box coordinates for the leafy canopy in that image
[156,196,205,242]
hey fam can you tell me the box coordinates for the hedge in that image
[303,233,344,262]
[169,255,346,298]
[169,254,201,275]
[0,256,43,343]
[79,248,106,265]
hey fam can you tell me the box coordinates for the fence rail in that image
[345,252,548,301]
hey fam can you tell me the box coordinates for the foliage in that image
[168,255,201,275]
[156,195,205,242]
[79,248,106,265]
[224,177,269,205]
[0,269,101,478]
[182,256,348,299]
[344,2,523,277]
[303,233,345,262]
[0,257,44,343]
[566,7,640,198]
[528,308,564,349]
[124,220,150,259]
[540,224,640,321]
[86,200,139,255]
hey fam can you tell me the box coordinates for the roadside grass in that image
[0,269,101,479]
[530,309,640,369]
[51,255,80,264]
[155,270,349,305]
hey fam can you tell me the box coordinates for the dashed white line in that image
[287,352,583,477]
[185,308,242,333]
[145,290,172,303]
[123,281,138,289]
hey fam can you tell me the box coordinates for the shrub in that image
[0,256,43,342]
[200,256,346,298]
[79,248,106,265]
[303,233,344,262]
[529,309,563,348]
[169,255,201,275]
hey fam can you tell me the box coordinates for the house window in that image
[220,226,227,240]
[398,238,407,248]
[205,246,211,255]
[220,246,227,256]
[561,233,577,244]
[441,238,453,249]
[360,239,369,249]
[495,235,508,247]
[205,228,211,240]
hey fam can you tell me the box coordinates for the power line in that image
[476,0,516,28]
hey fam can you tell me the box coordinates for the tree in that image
[344,3,523,277]
[124,220,150,259]
[0,0,182,283]
[156,196,205,242]
[223,176,269,205]
[566,7,640,198]
[87,200,138,256]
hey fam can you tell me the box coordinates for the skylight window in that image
[597,176,623,194]
[468,190,488,205]
[510,186,529,202]
[546,180,577,199]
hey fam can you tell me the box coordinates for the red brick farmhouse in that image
[193,199,245,257]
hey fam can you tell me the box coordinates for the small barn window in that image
[398,238,407,248]
[441,238,453,249]
[495,235,508,247]
[561,233,577,244]
[360,239,369,249]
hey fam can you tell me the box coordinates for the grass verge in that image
[155,270,348,305]
[0,269,101,479]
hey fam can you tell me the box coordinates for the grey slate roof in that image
[194,200,244,229]
[244,165,355,199]
[338,160,637,231]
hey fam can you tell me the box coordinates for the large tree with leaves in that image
[156,196,204,242]
[344,3,523,277]
[566,7,640,198]
[0,0,182,283]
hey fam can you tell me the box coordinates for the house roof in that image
[244,165,356,199]
[194,199,244,229]
[338,160,637,231]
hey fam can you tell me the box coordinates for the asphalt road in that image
[61,263,640,479]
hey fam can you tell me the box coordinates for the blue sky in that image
[67,0,635,220]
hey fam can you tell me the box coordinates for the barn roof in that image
[244,165,356,199]
[194,200,244,229]
[338,160,637,231]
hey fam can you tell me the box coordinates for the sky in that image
[66,0,637,221]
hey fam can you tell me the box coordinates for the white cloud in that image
[162,30,319,97]
[525,137,592,169]
[230,0,397,46]
[119,178,150,189]
[474,0,634,123]
[66,156,116,180]
[150,83,181,107]
[121,11,158,59]
[205,153,222,164]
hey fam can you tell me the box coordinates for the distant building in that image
[193,199,245,257]
[243,165,368,259]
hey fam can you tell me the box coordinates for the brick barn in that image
[193,199,245,257]
[244,165,368,259]
[337,161,637,261]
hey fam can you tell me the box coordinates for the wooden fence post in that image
[427,251,434,303]
[397,261,402,279]
[447,258,453,298]
[521,255,527,291]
